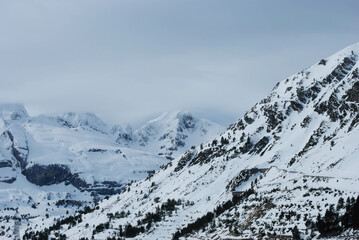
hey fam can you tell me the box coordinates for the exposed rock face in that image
[174,150,195,172]
[2,130,29,169]
[87,180,123,196]
[346,81,359,103]
[0,160,12,168]
[22,164,72,186]
[0,177,16,183]
[21,164,106,193]
[66,173,89,189]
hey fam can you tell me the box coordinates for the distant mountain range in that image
[0,106,223,239]
[0,105,223,188]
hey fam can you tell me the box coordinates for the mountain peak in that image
[57,112,108,132]
[150,110,193,123]
[0,103,29,122]
[114,111,224,158]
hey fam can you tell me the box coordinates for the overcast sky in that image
[0,0,358,127]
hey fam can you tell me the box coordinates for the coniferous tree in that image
[337,197,344,210]
[353,196,359,229]
[292,225,300,240]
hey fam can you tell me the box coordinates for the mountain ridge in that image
[0,107,222,188]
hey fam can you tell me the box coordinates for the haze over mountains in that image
[1,43,359,239]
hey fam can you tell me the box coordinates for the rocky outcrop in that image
[0,160,12,168]
[22,164,72,186]
[346,81,359,103]
[21,163,124,195]
[0,177,16,183]
[174,149,195,172]
[3,130,28,169]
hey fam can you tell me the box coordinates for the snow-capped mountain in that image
[26,43,359,240]
[0,104,29,123]
[0,108,166,193]
[0,108,221,191]
[0,107,223,239]
[112,111,224,160]
[57,112,110,133]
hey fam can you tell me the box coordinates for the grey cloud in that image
[0,0,358,126]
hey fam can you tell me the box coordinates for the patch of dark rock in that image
[90,188,120,196]
[322,56,357,85]
[318,59,327,65]
[244,114,255,124]
[5,131,28,169]
[0,160,12,168]
[263,103,284,132]
[296,83,321,104]
[352,68,359,79]
[235,119,246,130]
[289,101,303,112]
[181,114,196,129]
[301,116,311,128]
[88,148,107,153]
[55,199,83,207]
[66,173,89,189]
[189,148,216,166]
[239,137,253,154]
[226,168,266,191]
[0,177,16,183]
[345,81,359,103]
[174,150,195,172]
[250,136,270,155]
[22,164,71,186]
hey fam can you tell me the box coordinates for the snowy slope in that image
[0,173,93,239]
[31,43,359,240]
